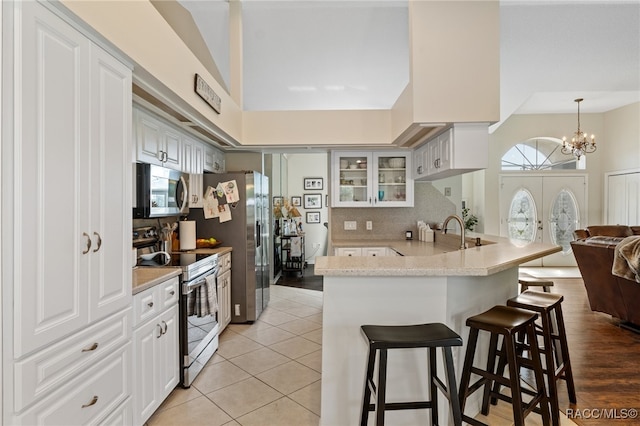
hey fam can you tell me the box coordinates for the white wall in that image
[602,102,640,174]
[287,153,329,264]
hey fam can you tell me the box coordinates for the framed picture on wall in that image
[306,211,321,224]
[304,177,323,190]
[303,193,322,209]
[273,196,283,207]
[291,196,302,207]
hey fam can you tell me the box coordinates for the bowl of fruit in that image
[195,237,222,249]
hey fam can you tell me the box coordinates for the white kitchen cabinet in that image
[331,151,414,207]
[217,252,232,333]
[183,136,205,207]
[204,143,226,173]
[5,2,133,423]
[335,247,363,256]
[132,278,180,426]
[361,247,389,257]
[134,107,182,170]
[415,123,489,181]
[335,247,395,256]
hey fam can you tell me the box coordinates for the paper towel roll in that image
[179,220,196,250]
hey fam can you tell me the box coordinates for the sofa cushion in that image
[585,236,626,247]
[586,225,633,238]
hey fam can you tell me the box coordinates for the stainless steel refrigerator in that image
[188,171,270,322]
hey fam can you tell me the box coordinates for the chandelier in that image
[561,98,596,159]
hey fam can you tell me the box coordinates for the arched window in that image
[502,138,585,170]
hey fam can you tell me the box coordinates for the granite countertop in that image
[132,246,233,294]
[132,267,182,295]
[317,233,561,277]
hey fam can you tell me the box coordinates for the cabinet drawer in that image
[16,344,131,425]
[14,309,130,412]
[335,247,362,256]
[133,276,179,327]
[220,252,231,273]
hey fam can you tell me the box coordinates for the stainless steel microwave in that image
[134,163,189,218]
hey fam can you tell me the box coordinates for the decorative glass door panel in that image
[373,152,413,207]
[549,189,580,254]
[507,189,538,244]
[333,152,372,207]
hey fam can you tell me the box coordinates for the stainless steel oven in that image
[179,254,220,388]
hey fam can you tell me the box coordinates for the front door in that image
[499,174,587,266]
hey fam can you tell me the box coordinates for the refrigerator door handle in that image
[256,221,261,247]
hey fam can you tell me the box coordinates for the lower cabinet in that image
[132,278,179,426]
[217,252,232,333]
[334,247,395,256]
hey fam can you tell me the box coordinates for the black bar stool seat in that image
[505,290,577,426]
[360,322,463,426]
[458,305,550,426]
[518,274,554,293]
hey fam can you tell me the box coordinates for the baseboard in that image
[619,321,640,334]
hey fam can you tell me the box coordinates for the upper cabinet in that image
[135,108,182,170]
[413,123,489,181]
[331,151,414,208]
[204,143,226,173]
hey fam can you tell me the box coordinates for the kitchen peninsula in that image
[314,234,561,425]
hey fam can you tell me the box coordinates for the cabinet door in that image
[427,138,440,175]
[217,270,232,332]
[136,109,164,165]
[331,152,373,207]
[437,129,452,171]
[15,2,91,357]
[163,127,182,170]
[374,152,414,207]
[89,45,132,322]
[413,145,426,179]
[133,319,160,426]
[158,305,179,400]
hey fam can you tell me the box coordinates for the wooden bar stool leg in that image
[443,347,463,426]
[376,349,388,425]
[540,310,560,426]
[458,328,479,416]
[429,347,439,425]
[361,347,376,426]
[527,323,551,426]
[481,332,500,415]
[555,306,577,403]
[505,333,525,426]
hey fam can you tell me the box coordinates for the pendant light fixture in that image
[561,98,596,159]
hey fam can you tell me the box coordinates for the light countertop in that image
[132,246,233,294]
[316,233,561,277]
[132,267,181,295]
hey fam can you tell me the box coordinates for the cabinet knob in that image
[169,290,175,296]
[81,342,99,352]
[81,395,99,408]
[147,301,154,308]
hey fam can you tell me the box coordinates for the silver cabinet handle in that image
[81,395,99,408]
[157,324,163,338]
[81,342,99,352]
[162,320,168,334]
[92,232,102,252]
[82,232,92,254]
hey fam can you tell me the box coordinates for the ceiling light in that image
[561,98,596,160]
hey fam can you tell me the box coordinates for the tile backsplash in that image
[330,182,456,240]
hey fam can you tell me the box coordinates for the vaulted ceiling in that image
[160,1,640,128]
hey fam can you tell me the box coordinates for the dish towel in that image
[290,236,302,257]
[187,274,219,317]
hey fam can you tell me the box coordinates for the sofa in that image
[571,225,640,326]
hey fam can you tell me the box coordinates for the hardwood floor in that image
[553,278,640,426]
[276,272,640,425]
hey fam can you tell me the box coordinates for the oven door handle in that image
[183,268,219,295]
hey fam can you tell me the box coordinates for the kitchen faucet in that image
[442,214,466,250]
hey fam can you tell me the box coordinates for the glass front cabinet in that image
[331,151,414,207]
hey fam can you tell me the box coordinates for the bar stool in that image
[458,305,550,426]
[502,290,577,426]
[518,274,554,293]
[360,322,463,426]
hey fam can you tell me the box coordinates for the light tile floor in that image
[147,284,576,426]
